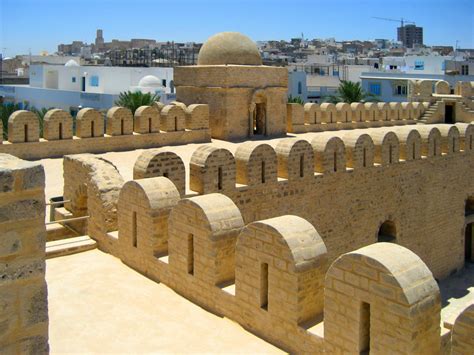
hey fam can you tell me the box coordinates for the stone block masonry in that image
[0,103,211,160]
[0,154,48,354]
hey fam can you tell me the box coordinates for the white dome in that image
[138,75,162,88]
[65,59,79,67]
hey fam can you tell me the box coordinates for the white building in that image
[361,54,474,102]
[0,62,176,111]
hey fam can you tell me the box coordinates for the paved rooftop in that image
[440,262,474,328]
[46,249,283,354]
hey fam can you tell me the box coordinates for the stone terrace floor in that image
[440,261,474,328]
[46,250,474,353]
[42,130,474,351]
[46,249,284,354]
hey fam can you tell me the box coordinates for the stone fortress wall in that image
[48,121,474,353]
[288,79,474,134]
[0,102,210,160]
[0,155,49,353]
[2,94,472,161]
[1,28,474,353]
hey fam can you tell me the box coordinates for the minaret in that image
[95,29,104,51]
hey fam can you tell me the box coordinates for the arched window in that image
[377,220,396,243]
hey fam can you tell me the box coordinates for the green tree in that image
[114,91,160,114]
[0,103,21,140]
[30,107,51,138]
[287,94,305,104]
[324,80,378,104]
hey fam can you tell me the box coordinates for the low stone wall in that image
[114,194,447,353]
[0,129,210,160]
[0,104,211,160]
[287,101,426,133]
[0,154,49,353]
[64,124,474,281]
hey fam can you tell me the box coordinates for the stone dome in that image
[64,59,79,67]
[138,75,162,88]
[197,32,262,66]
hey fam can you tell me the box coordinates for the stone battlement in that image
[59,123,473,278]
[0,102,210,159]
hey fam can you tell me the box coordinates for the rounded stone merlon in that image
[250,215,327,272]
[343,242,439,305]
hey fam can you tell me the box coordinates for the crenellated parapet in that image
[8,110,40,143]
[0,102,211,159]
[324,243,441,354]
[287,100,422,133]
[32,125,474,352]
[133,149,186,196]
[189,145,236,194]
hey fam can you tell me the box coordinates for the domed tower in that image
[174,32,288,140]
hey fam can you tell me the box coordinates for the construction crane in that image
[372,16,416,28]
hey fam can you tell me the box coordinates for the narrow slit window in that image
[412,142,416,160]
[218,166,223,190]
[148,117,152,133]
[389,145,393,164]
[59,122,63,139]
[363,148,367,167]
[132,211,137,248]
[91,121,95,137]
[24,124,28,142]
[121,119,124,135]
[299,154,305,178]
[360,302,370,353]
[187,234,194,275]
[175,117,178,131]
[333,151,338,172]
[260,263,269,310]
[261,161,266,183]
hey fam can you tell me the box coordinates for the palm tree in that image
[115,91,160,114]
[288,94,305,104]
[324,80,378,103]
[0,103,21,140]
[30,107,51,138]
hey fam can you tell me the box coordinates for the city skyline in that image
[1,0,473,56]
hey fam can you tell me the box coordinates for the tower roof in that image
[197,32,262,66]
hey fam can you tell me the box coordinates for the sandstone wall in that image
[288,100,423,133]
[0,104,210,160]
[0,154,48,353]
[67,124,474,280]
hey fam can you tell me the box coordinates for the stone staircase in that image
[46,222,97,258]
[419,100,442,123]
[46,235,97,259]
[459,100,474,121]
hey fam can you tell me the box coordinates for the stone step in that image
[46,235,97,259]
[46,222,79,241]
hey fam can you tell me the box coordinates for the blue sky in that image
[1,0,473,56]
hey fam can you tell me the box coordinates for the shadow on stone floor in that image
[439,262,474,308]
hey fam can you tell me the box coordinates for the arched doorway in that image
[465,198,474,261]
[377,220,396,243]
[249,90,267,136]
